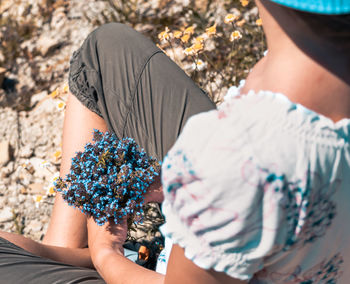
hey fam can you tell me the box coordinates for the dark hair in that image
[261,0,350,84]
[287,9,350,47]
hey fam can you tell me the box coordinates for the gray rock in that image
[7,196,18,205]
[0,196,6,207]
[26,219,43,232]
[0,207,13,223]
[0,140,10,166]
[28,183,44,195]
[30,90,48,108]
[18,194,26,204]
[34,144,49,159]
[0,161,14,178]
[36,34,65,57]
[19,144,34,158]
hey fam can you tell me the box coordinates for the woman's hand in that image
[144,175,164,204]
[87,175,163,262]
[87,217,164,284]
[86,176,165,284]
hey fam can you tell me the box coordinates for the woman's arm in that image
[87,218,164,284]
[87,179,164,283]
[0,231,93,268]
[164,244,247,284]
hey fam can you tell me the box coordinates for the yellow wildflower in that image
[33,195,43,208]
[49,89,59,99]
[184,46,195,56]
[236,19,246,27]
[224,14,237,24]
[40,160,51,169]
[53,150,62,161]
[46,186,56,196]
[52,172,60,182]
[173,30,183,39]
[192,42,204,53]
[34,195,43,202]
[63,84,69,93]
[205,23,217,37]
[192,59,207,71]
[230,30,242,42]
[240,0,249,7]
[22,161,35,174]
[158,27,170,42]
[256,18,263,26]
[181,33,191,44]
[56,101,66,111]
[184,26,195,35]
[46,172,60,197]
[22,161,31,169]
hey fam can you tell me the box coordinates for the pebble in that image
[0,207,13,223]
[7,197,18,206]
[36,33,66,57]
[19,144,34,158]
[30,90,48,108]
[1,161,14,178]
[18,195,26,204]
[26,220,43,232]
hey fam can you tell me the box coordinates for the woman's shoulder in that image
[165,84,350,187]
[180,84,349,148]
[219,84,350,148]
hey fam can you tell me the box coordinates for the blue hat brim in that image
[268,0,350,14]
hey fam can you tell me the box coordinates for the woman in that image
[1,0,350,283]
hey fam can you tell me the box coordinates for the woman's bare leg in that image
[42,93,107,248]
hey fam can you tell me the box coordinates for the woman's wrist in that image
[91,246,123,271]
[92,247,164,284]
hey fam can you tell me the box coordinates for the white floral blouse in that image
[157,84,350,283]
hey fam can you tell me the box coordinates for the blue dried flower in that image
[55,129,161,226]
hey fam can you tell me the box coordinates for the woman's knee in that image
[90,22,158,58]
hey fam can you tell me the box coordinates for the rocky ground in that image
[0,0,264,243]
[0,0,166,242]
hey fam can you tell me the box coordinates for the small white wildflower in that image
[184,46,195,56]
[21,160,35,174]
[46,171,60,196]
[53,150,62,162]
[63,84,69,93]
[230,31,242,42]
[56,101,66,111]
[46,185,56,197]
[33,195,43,208]
[224,14,238,24]
[191,59,207,71]
[40,160,51,169]
[158,27,171,42]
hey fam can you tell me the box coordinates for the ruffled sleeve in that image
[160,100,293,281]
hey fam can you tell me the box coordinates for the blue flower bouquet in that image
[54,130,161,226]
